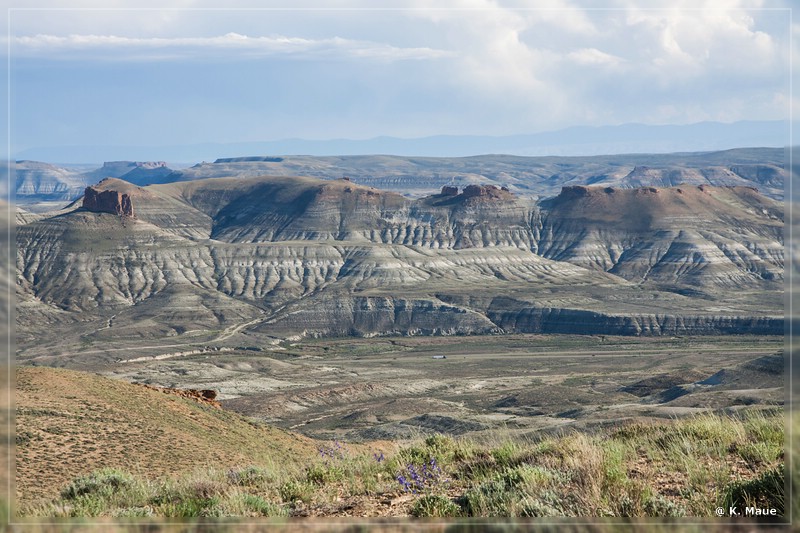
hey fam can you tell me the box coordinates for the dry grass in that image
[17,407,787,519]
[15,366,319,507]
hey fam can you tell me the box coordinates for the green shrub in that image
[460,479,522,517]
[720,465,785,515]
[279,480,313,504]
[111,506,155,517]
[738,441,783,465]
[431,436,460,468]
[226,466,275,487]
[518,491,564,517]
[159,496,220,517]
[188,479,227,500]
[147,478,226,516]
[425,434,456,454]
[531,439,557,457]
[411,494,461,517]
[306,462,345,485]
[601,441,628,489]
[60,469,134,500]
[455,451,497,481]
[491,441,522,468]
[501,464,555,489]
[450,438,480,463]
[395,433,457,471]
[743,412,784,446]
[241,494,287,517]
[643,494,686,517]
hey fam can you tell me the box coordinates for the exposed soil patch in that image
[620,369,710,397]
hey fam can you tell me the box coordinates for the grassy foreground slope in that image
[16,367,318,507]
[16,367,788,519]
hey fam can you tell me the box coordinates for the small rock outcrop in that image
[82,186,134,217]
[429,183,516,208]
[558,184,657,200]
[100,160,168,170]
[137,383,221,408]
[557,185,594,199]
[460,184,514,200]
[463,184,497,198]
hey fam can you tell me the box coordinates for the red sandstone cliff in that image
[82,186,135,217]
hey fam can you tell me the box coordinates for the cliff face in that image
[210,181,533,251]
[14,160,175,206]
[14,161,88,201]
[486,303,782,336]
[82,186,134,217]
[81,161,171,185]
[535,185,783,288]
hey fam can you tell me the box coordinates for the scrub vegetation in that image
[20,409,787,519]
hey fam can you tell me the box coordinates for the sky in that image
[0,0,797,157]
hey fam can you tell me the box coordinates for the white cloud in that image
[402,1,789,129]
[12,32,454,62]
[3,1,793,141]
[567,47,625,67]
[406,1,553,95]
[623,2,780,79]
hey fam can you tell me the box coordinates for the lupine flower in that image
[396,456,449,494]
[396,474,412,492]
[318,441,349,463]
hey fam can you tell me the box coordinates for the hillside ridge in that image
[16,366,319,504]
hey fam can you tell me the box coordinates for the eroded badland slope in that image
[16,177,783,364]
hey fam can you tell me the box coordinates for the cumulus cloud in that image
[622,2,781,82]
[402,0,790,128]
[403,0,569,127]
[3,0,793,143]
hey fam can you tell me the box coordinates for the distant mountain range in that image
[7,147,787,211]
[11,160,176,207]
[12,120,791,163]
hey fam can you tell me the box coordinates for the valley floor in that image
[105,334,785,442]
[11,334,789,520]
